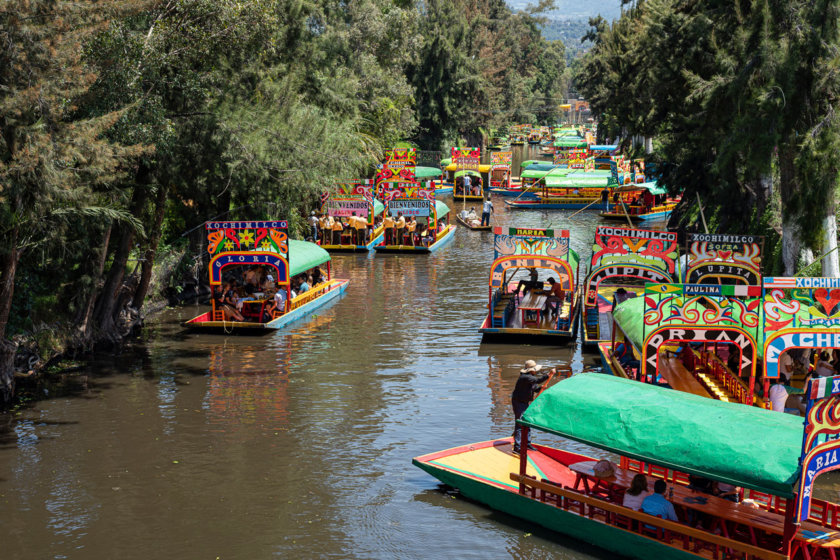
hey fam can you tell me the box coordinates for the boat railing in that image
[290,281,333,310]
[509,473,786,560]
[620,457,692,486]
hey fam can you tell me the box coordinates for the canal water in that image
[0,145,776,560]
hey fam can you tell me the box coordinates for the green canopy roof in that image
[521,373,803,497]
[616,181,667,196]
[373,198,384,216]
[521,166,566,179]
[544,175,612,188]
[554,140,588,148]
[520,160,553,170]
[415,166,443,179]
[454,169,481,178]
[289,239,331,276]
[435,199,450,216]
[440,157,452,166]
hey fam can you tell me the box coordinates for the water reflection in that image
[0,145,781,559]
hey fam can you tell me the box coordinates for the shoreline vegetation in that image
[0,0,569,407]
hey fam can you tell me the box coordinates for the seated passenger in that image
[219,281,244,321]
[298,275,310,294]
[467,207,478,221]
[264,287,287,320]
[543,278,565,316]
[641,479,679,522]
[312,267,324,286]
[515,268,539,295]
[622,474,649,511]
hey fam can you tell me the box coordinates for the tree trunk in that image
[821,204,839,277]
[778,143,809,275]
[92,183,147,339]
[644,137,653,154]
[75,222,113,336]
[132,184,169,309]
[0,226,20,405]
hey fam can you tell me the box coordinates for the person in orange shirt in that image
[406,216,417,246]
[331,216,344,244]
[543,277,565,317]
[354,212,368,244]
[383,214,395,244]
[348,212,360,245]
[395,212,406,245]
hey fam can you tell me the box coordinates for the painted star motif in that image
[238,231,255,247]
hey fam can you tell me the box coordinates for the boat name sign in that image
[388,199,430,217]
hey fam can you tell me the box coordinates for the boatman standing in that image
[481,197,493,226]
[512,360,553,454]
[309,211,319,242]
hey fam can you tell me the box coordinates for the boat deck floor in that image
[424,439,579,492]
[504,300,572,330]
[658,357,712,398]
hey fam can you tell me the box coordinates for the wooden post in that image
[782,496,798,557]
[518,425,529,494]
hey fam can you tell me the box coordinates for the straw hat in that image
[521,359,543,373]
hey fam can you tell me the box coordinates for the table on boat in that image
[519,293,546,326]
[240,297,270,321]
[568,461,840,548]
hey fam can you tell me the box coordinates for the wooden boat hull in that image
[320,230,384,253]
[488,188,538,199]
[455,215,491,231]
[478,310,579,342]
[506,200,609,210]
[414,440,698,560]
[454,194,485,202]
[434,185,453,195]
[374,225,456,254]
[183,279,349,334]
[599,205,677,222]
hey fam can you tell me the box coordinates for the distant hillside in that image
[541,18,592,60]
[507,0,622,20]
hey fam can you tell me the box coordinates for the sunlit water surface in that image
[3,146,819,560]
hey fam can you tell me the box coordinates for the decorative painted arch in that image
[209,252,289,286]
[489,255,575,291]
[640,325,758,383]
[763,329,840,379]
[585,264,674,307]
[796,376,840,522]
[686,264,760,286]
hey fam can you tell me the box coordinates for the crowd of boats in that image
[182,124,840,559]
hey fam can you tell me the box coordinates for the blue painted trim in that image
[266,282,348,329]
[506,201,609,210]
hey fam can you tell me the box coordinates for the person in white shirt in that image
[816,351,836,377]
[481,198,493,226]
[769,374,806,415]
[622,473,649,511]
[779,352,794,378]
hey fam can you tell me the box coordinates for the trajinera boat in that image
[415,372,840,560]
[599,157,679,221]
[374,182,456,253]
[479,227,580,341]
[319,181,385,252]
[580,226,678,349]
[505,168,615,210]
[185,220,349,332]
[601,234,766,403]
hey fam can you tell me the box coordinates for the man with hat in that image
[511,360,552,454]
[309,210,319,242]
